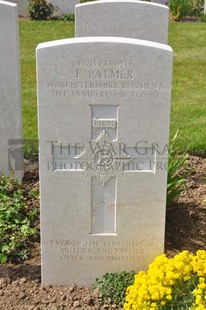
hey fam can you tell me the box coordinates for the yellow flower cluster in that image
[124,250,206,310]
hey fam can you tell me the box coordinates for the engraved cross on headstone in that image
[50,105,155,235]
[75,105,155,235]
[76,105,129,234]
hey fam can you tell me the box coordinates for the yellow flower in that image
[166,294,172,301]
[124,250,206,310]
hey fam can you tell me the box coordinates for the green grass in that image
[19,20,74,139]
[168,22,206,155]
[19,20,206,155]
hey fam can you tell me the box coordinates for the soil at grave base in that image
[0,156,206,310]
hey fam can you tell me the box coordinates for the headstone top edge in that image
[0,0,17,8]
[37,37,173,52]
[75,0,169,10]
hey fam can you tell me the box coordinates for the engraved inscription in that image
[46,239,158,263]
[93,118,116,129]
[76,59,134,67]
[46,57,164,101]
[77,69,134,80]
[89,69,134,80]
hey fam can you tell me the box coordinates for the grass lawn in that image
[19,20,206,155]
[169,22,206,155]
[19,20,75,140]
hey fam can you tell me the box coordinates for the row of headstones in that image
[0,0,47,180]
[0,0,79,182]
[7,0,170,17]
[0,0,170,181]
[37,0,173,286]
[4,0,206,19]
[1,0,172,286]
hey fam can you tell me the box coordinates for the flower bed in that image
[124,250,206,310]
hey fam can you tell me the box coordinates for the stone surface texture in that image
[37,36,173,286]
[0,0,23,180]
[75,0,169,44]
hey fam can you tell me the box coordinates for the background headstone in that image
[0,1,24,180]
[37,36,173,286]
[75,0,169,44]
[49,0,79,14]
[5,0,28,16]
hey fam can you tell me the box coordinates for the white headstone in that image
[75,0,169,44]
[49,0,79,14]
[5,0,28,16]
[37,36,173,286]
[0,1,24,181]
